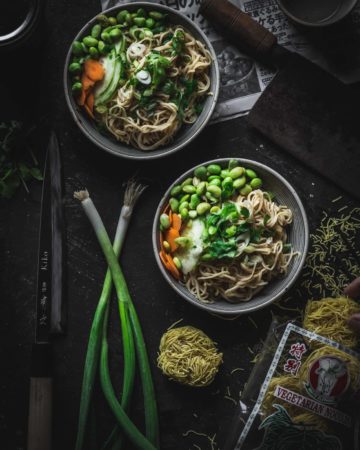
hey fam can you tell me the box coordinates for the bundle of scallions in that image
[74,181,159,450]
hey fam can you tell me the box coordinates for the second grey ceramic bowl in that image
[153,158,309,316]
[64,2,219,160]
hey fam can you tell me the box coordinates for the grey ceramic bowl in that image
[152,158,309,316]
[277,0,357,27]
[64,2,219,160]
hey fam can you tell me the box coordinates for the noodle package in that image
[225,322,360,449]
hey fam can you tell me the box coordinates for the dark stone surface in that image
[0,1,358,449]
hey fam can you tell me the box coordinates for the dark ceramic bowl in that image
[152,158,309,316]
[64,2,219,160]
[277,0,357,27]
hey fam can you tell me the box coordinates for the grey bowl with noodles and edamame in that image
[64,2,219,160]
[153,158,309,316]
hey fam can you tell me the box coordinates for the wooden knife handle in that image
[200,0,277,60]
[27,343,53,450]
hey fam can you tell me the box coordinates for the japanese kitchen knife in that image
[27,131,65,450]
[200,0,360,201]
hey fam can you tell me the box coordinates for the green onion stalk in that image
[74,188,159,450]
[74,181,147,450]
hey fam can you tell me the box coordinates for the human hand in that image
[344,278,360,334]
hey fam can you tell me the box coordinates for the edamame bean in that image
[181,177,193,187]
[174,237,191,248]
[194,166,207,180]
[196,181,207,196]
[169,198,179,213]
[245,168,257,179]
[160,213,171,229]
[143,29,153,38]
[221,169,230,179]
[196,202,211,215]
[117,10,129,23]
[69,62,81,74]
[83,36,99,47]
[163,241,171,253]
[233,176,246,189]
[228,159,238,170]
[182,185,196,194]
[101,31,111,43]
[81,43,89,53]
[72,41,83,55]
[250,178,263,189]
[201,253,212,261]
[97,14,110,26]
[189,194,200,209]
[108,17,117,25]
[229,166,244,179]
[210,206,220,214]
[179,201,189,211]
[209,178,221,187]
[125,13,133,24]
[207,164,221,175]
[71,81,82,94]
[180,208,189,220]
[208,226,217,236]
[205,192,217,203]
[98,40,107,54]
[192,177,200,187]
[149,11,165,20]
[207,185,222,198]
[240,184,253,196]
[109,28,122,40]
[146,18,155,28]
[89,47,99,58]
[208,175,221,182]
[173,256,182,269]
[189,210,197,219]
[222,176,233,187]
[91,24,102,39]
[170,185,182,196]
[134,17,146,26]
[179,195,190,205]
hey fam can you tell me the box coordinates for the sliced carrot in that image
[172,213,182,232]
[86,92,94,113]
[83,103,94,119]
[81,74,95,91]
[84,59,105,82]
[77,88,87,106]
[168,210,173,226]
[165,227,180,252]
[159,250,169,267]
[159,251,180,280]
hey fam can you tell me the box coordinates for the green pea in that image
[173,256,182,269]
[207,185,222,198]
[208,175,221,182]
[89,46,99,58]
[207,164,222,175]
[221,169,230,179]
[194,166,207,180]
[117,10,129,23]
[179,194,190,204]
[170,185,182,196]
[174,237,192,248]
[196,181,207,196]
[149,11,165,20]
[250,178,263,189]
[222,176,233,187]
[245,168,257,179]
[179,201,189,211]
[71,81,82,95]
[137,8,146,17]
[109,28,122,40]
[189,210,198,219]
[68,62,81,74]
[196,202,211,215]
[101,31,111,43]
[233,176,246,189]
[209,178,221,187]
[98,40,107,54]
[72,40,83,55]
[91,24,102,39]
[240,184,253,196]
[229,166,244,179]
[228,159,238,170]
[189,194,200,209]
[160,213,171,229]
[181,177,193,187]
[163,241,171,253]
[210,206,220,214]
[182,185,196,194]
[180,208,189,220]
[146,17,155,28]
[208,226,217,236]
[134,17,146,26]
[169,198,179,213]
[83,36,99,47]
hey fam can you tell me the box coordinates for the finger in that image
[344,277,360,299]
[348,314,360,334]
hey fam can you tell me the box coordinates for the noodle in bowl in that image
[153,159,309,316]
[64,3,219,160]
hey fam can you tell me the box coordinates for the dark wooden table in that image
[0,1,359,449]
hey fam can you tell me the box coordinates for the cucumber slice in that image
[94,56,122,106]
[94,51,117,101]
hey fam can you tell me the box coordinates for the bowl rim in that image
[63,1,220,160]
[152,158,309,316]
[276,0,358,27]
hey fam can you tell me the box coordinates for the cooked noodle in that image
[101,27,212,150]
[184,190,296,302]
